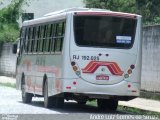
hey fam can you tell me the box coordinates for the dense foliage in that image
[84,0,160,25]
[0,0,26,43]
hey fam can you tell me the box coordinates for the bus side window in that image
[19,27,25,55]
[51,24,56,52]
[29,27,34,53]
[62,22,66,36]
[39,25,44,52]
[24,27,28,53]
[61,22,66,50]
[54,21,65,52]
[33,26,38,52]
[48,24,53,52]
[26,27,31,53]
[45,24,51,52]
[31,27,36,53]
[42,25,47,52]
[37,26,41,52]
[43,25,48,52]
[54,23,59,52]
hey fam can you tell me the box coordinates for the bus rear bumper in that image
[63,79,140,99]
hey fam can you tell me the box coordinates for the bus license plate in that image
[96,75,109,80]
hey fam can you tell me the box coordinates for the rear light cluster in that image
[124,64,135,78]
[71,61,81,77]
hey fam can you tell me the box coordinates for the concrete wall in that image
[0,43,17,76]
[141,25,160,92]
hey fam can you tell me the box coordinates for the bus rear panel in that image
[63,11,142,102]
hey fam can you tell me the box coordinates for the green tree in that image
[84,0,136,12]
[136,0,160,24]
[0,0,28,43]
[84,0,160,24]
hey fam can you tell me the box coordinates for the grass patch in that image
[87,100,160,118]
[0,82,16,88]
[87,100,97,107]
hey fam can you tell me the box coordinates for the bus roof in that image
[43,7,110,17]
[22,7,141,27]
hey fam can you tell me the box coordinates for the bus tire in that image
[97,99,118,111]
[97,99,106,110]
[21,76,32,103]
[77,101,87,105]
[54,97,64,108]
[44,81,54,108]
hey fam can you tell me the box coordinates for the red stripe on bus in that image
[82,61,123,76]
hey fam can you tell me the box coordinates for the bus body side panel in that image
[41,54,63,97]
[16,63,23,90]
[46,14,71,97]
[16,14,66,97]
[61,13,79,93]
[127,16,142,86]
[16,54,36,94]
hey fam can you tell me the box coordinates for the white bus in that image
[13,8,142,110]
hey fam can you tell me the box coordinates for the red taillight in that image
[73,81,77,85]
[128,84,131,88]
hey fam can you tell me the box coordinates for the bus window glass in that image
[74,16,137,49]
[62,22,66,35]
[19,27,25,55]
[37,26,41,52]
[31,27,36,52]
[42,25,46,52]
[54,22,65,52]
[55,38,62,52]
[44,25,49,52]
[24,27,28,52]
[48,24,53,52]
[33,26,38,52]
[51,24,57,52]
[26,27,31,52]
[39,25,44,52]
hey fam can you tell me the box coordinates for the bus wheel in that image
[44,81,54,108]
[21,77,32,103]
[97,99,118,111]
[54,97,64,108]
[77,101,87,105]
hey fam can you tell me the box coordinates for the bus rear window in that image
[74,15,137,49]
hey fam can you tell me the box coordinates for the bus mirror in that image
[12,43,17,54]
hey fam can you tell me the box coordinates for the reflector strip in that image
[132,90,137,93]
[66,86,71,89]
